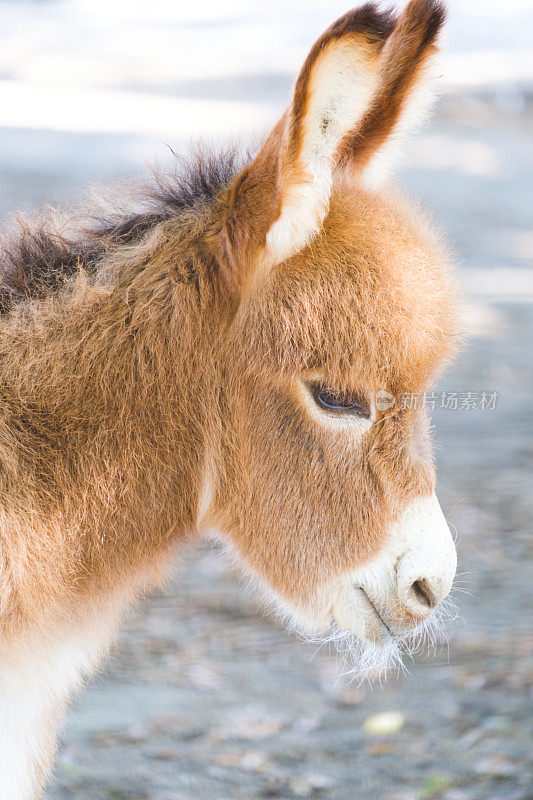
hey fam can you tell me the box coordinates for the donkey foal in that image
[0,1,460,796]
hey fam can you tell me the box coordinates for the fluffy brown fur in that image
[0,147,246,313]
[0,2,460,797]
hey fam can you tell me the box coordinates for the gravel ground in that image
[0,105,531,800]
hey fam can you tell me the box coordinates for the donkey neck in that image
[0,222,224,618]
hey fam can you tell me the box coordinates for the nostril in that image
[410,579,437,609]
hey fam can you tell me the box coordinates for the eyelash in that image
[307,382,371,419]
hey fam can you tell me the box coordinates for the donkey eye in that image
[308,383,371,418]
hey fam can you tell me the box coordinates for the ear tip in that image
[328,3,396,43]
[402,0,447,39]
[425,0,447,34]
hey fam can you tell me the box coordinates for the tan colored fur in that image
[0,2,459,796]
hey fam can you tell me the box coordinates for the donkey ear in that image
[217,1,445,279]
[336,0,446,186]
[262,4,398,268]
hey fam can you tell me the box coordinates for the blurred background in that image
[1,1,532,798]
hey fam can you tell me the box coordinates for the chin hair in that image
[304,596,459,686]
[207,534,459,685]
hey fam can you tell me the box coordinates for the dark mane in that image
[0,146,246,315]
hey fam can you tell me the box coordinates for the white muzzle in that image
[332,492,457,644]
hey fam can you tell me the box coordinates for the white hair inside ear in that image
[265,36,381,267]
[360,49,443,189]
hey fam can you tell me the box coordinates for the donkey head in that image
[202,0,459,677]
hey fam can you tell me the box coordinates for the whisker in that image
[304,593,459,685]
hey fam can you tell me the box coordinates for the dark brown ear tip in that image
[426,0,447,35]
[404,0,447,34]
[328,3,397,43]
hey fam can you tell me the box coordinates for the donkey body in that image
[0,2,460,797]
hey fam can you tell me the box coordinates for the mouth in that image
[331,583,397,647]
[358,587,394,638]
[315,587,456,685]
[331,581,430,648]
